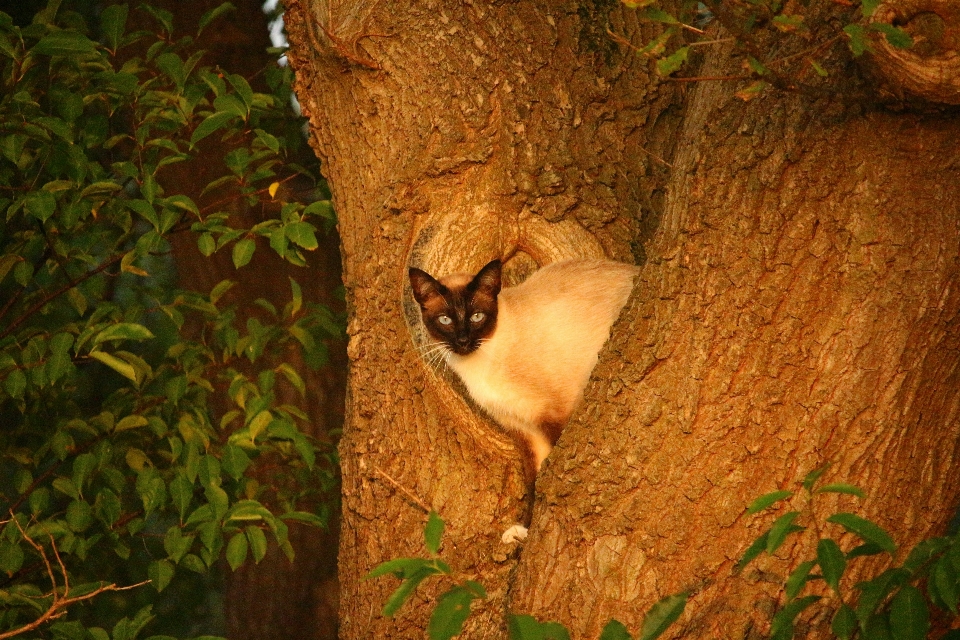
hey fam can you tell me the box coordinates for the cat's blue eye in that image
[437,315,453,326]
[470,312,485,323]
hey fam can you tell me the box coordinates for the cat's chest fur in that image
[410,258,639,471]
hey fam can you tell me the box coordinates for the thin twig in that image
[665,74,751,82]
[635,145,675,169]
[2,514,150,640]
[373,466,430,514]
[688,37,736,47]
[767,34,844,68]
[0,253,123,341]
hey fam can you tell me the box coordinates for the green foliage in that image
[737,466,960,640]
[0,2,341,639]
[618,0,913,99]
[367,513,686,639]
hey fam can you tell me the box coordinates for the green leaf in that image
[802,465,831,492]
[0,254,19,286]
[210,279,236,304]
[169,474,194,521]
[163,527,193,563]
[817,538,846,593]
[225,500,272,523]
[93,323,155,345]
[735,531,770,573]
[934,556,959,613]
[221,444,251,480]
[509,615,571,640]
[746,56,769,76]
[281,511,326,528]
[94,488,121,526]
[772,14,804,31]
[127,199,160,229]
[365,557,432,580]
[226,532,248,571]
[34,31,98,56]
[861,0,880,17]
[0,541,25,575]
[827,513,896,554]
[847,542,885,559]
[246,526,267,563]
[198,233,216,256]
[785,560,816,601]
[164,194,199,215]
[101,3,128,51]
[191,111,238,146]
[80,181,122,198]
[889,585,928,640]
[428,586,479,640]
[26,191,56,222]
[766,512,802,554]
[816,483,866,498]
[770,595,820,637]
[639,592,687,640]
[856,568,909,623]
[232,238,256,268]
[214,94,248,118]
[656,46,689,76]
[872,23,913,49]
[598,620,631,640]
[864,613,893,639]
[735,81,767,101]
[844,24,870,56]
[639,7,679,24]
[383,567,435,617]
[66,499,93,531]
[284,221,319,250]
[902,537,948,573]
[746,490,793,515]
[832,603,857,640]
[199,2,237,34]
[4,368,27,399]
[254,129,280,153]
[53,477,81,500]
[226,73,254,110]
[303,200,335,221]
[115,415,149,432]
[148,560,174,592]
[140,4,174,35]
[424,511,444,555]
[277,362,306,397]
[204,484,229,520]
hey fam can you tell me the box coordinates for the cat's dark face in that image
[409,260,501,356]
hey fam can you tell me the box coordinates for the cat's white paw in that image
[501,524,528,544]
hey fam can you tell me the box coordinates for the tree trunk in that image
[283,0,960,637]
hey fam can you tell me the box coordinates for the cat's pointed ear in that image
[409,267,444,306]
[471,259,502,297]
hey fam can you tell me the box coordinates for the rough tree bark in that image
[283,0,960,637]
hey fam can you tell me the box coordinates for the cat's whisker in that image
[414,340,452,375]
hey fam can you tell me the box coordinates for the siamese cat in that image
[408,257,639,488]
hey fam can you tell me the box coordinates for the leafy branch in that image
[0,515,149,640]
[617,0,914,99]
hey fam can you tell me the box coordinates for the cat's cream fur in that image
[434,258,639,470]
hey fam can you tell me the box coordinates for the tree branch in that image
[0,514,150,640]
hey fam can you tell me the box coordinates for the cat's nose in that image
[455,335,470,347]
